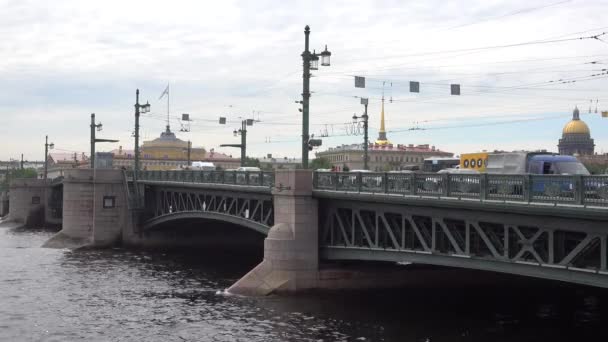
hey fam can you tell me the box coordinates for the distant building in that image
[43,152,88,179]
[578,154,608,174]
[316,100,453,171]
[558,107,595,155]
[317,143,453,171]
[95,152,114,169]
[204,150,241,170]
[111,125,240,171]
[260,156,302,170]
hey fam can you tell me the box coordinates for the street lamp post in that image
[301,25,331,169]
[44,135,54,181]
[220,118,253,167]
[235,120,247,166]
[182,140,192,168]
[187,140,191,167]
[352,98,369,170]
[90,113,119,169]
[133,89,151,180]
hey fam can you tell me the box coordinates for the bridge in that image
[5,168,608,294]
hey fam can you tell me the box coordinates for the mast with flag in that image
[159,83,170,131]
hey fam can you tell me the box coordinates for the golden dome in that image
[562,106,590,135]
[562,120,590,135]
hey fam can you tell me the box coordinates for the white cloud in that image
[1,0,607,160]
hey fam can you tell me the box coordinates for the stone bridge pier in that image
[1,191,9,218]
[228,170,319,295]
[228,170,407,295]
[44,169,131,248]
[7,179,48,227]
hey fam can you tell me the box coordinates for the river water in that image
[1,223,607,342]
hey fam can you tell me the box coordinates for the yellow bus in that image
[460,152,489,172]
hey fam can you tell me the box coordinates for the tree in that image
[583,162,608,175]
[243,157,261,168]
[0,168,37,191]
[310,157,332,170]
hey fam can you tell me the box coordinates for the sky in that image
[1,0,607,161]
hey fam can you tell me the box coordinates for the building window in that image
[103,196,116,209]
[31,196,40,205]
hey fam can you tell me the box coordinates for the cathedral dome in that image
[562,120,590,135]
[562,107,590,135]
[558,106,595,156]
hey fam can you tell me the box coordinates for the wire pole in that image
[363,101,369,170]
[44,136,49,182]
[90,113,96,168]
[134,89,140,181]
[301,26,311,169]
[187,140,191,167]
[241,120,247,166]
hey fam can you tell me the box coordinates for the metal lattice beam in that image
[319,199,608,287]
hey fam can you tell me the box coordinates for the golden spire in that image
[379,98,386,133]
[375,88,391,145]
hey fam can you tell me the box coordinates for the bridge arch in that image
[142,211,270,236]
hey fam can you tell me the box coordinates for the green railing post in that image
[357,172,362,193]
[524,174,533,202]
[411,173,417,195]
[335,172,339,191]
[479,173,487,201]
[383,173,389,194]
[575,175,584,205]
[443,173,450,197]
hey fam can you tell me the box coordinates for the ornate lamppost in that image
[300,25,331,168]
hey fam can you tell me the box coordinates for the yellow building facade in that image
[112,126,240,171]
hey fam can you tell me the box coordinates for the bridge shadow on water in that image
[251,265,608,342]
[139,218,265,261]
[128,218,608,341]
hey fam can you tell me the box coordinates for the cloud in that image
[0,0,607,160]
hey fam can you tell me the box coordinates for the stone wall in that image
[228,169,320,295]
[44,169,131,248]
[0,191,8,217]
[8,179,47,226]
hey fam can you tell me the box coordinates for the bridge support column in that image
[44,169,131,248]
[0,191,9,218]
[228,169,319,295]
[6,179,47,227]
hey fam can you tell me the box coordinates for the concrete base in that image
[44,169,131,249]
[8,179,47,227]
[228,223,314,295]
[229,169,320,296]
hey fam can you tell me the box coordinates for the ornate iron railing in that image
[132,170,275,187]
[313,172,608,207]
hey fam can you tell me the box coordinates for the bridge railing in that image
[313,172,608,207]
[134,170,275,187]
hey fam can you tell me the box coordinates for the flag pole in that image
[167,83,170,130]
